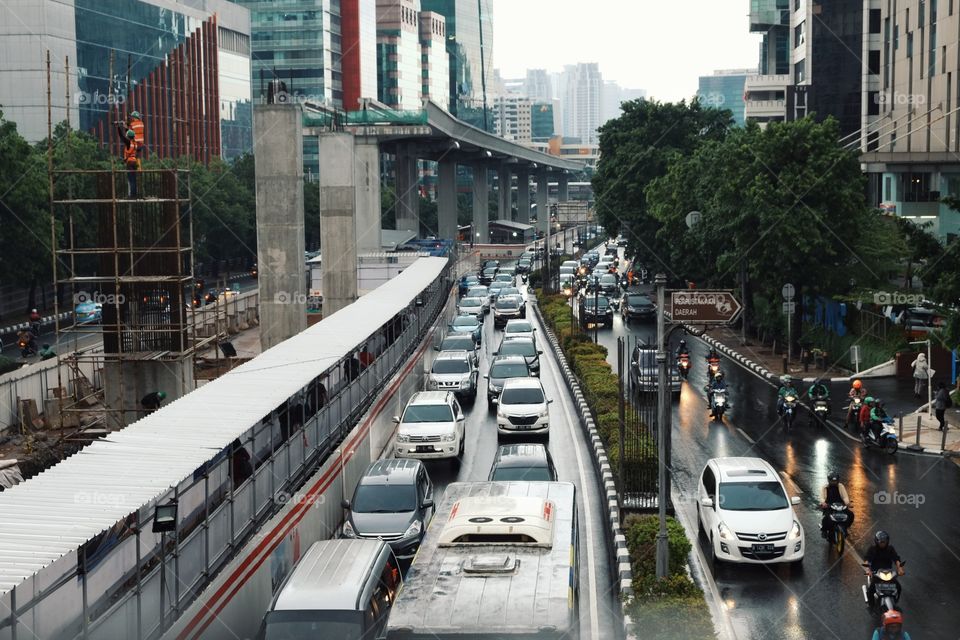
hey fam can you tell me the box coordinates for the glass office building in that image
[531,102,555,141]
[420,0,494,130]
[697,71,749,126]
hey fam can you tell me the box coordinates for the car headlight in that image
[718,522,733,540]
[460,378,471,388]
[538,407,548,417]
[789,521,802,540]
[396,433,410,443]
[403,519,423,538]
[427,379,439,389]
[441,432,456,442]
[497,407,507,418]
[342,519,356,538]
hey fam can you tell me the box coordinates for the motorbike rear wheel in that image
[834,528,845,555]
[884,438,898,455]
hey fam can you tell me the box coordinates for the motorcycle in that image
[18,334,37,358]
[782,394,798,429]
[863,561,905,613]
[677,354,691,380]
[821,502,850,554]
[709,388,728,422]
[520,273,528,285]
[809,397,829,427]
[862,417,898,454]
[707,361,721,378]
[845,396,863,428]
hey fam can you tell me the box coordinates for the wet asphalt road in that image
[588,267,958,639]
[408,274,621,640]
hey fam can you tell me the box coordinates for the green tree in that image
[187,158,256,275]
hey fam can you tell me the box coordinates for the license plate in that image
[415,445,435,453]
[752,543,774,553]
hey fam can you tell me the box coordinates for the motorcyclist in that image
[777,375,799,415]
[867,398,889,443]
[675,339,690,360]
[819,470,854,538]
[858,396,875,434]
[871,610,912,640]
[808,379,831,413]
[17,329,37,356]
[705,347,721,371]
[863,530,904,599]
[705,371,727,402]
[847,379,867,424]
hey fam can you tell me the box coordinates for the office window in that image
[869,50,881,74]
[870,9,882,33]
[894,24,899,50]
[907,31,913,57]
[795,0,800,10]
[930,26,936,76]
[794,22,805,47]
[919,0,925,26]
[794,59,806,83]
[868,91,880,115]
[885,176,892,201]
[932,0,938,22]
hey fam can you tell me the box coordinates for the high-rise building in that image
[698,69,753,126]
[601,81,646,124]
[342,0,379,110]
[376,0,424,111]
[562,63,603,145]
[525,69,552,101]
[492,95,532,142]
[743,0,791,126]
[531,101,556,141]
[0,0,252,160]
[420,0,495,130]
[419,10,449,108]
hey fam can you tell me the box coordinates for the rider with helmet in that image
[777,375,799,415]
[675,339,690,360]
[706,370,727,393]
[863,530,904,599]
[819,471,854,537]
[705,347,721,370]
[847,379,867,424]
[808,379,831,413]
[871,610,912,640]
[867,398,889,442]
[858,396,875,434]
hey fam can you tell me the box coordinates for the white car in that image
[457,296,485,318]
[466,286,491,313]
[393,392,465,462]
[496,378,552,438]
[697,457,804,568]
[503,319,536,342]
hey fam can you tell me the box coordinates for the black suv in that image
[579,294,613,328]
[622,293,656,323]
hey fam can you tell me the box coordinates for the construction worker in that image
[128,111,145,157]
[141,390,166,415]
[117,123,140,197]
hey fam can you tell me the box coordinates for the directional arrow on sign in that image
[665,290,742,324]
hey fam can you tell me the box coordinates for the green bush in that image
[627,593,715,640]
[624,514,691,578]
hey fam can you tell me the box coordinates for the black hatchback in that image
[487,443,558,481]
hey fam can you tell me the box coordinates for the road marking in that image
[538,318,601,640]
[736,428,755,444]
[779,470,804,494]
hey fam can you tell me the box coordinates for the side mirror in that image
[547,399,554,404]
[341,499,351,509]
[538,350,544,355]
[790,496,801,505]
[700,497,714,509]
[433,345,440,351]
[484,375,489,379]
[421,498,434,509]
[492,351,499,356]
[457,413,465,421]
[392,416,400,424]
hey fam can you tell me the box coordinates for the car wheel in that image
[697,506,705,539]
[458,437,465,458]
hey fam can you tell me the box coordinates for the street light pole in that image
[655,272,669,579]
[594,285,599,344]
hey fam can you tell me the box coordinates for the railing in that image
[0,257,454,640]
[303,108,428,129]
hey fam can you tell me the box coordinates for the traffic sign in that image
[666,290,742,324]
[782,301,796,313]
[782,283,795,299]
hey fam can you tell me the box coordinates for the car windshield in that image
[490,362,529,378]
[500,386,545,404]
[499,341,536,357]
[600,275,618,284]
[500,287,521,297]
[585,297,610,309]
[483,268,497,276]
[496,298,520,310]
[495,274,513,282]
[460,298,481,307]
[402,403,454,423]
[264,611,364,640]
[452,316,478,327]
[467,287,488,297]
[352,483,417,512]
[505,322,533,334]
[627,295,651,306]
[441,336,474,351]
[433,359,470,374]
[491,466,552,481]
[718,481,789,511]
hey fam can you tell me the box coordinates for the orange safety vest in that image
[129,118,145,147]
[123,141,139,165]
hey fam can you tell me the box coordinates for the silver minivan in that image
[258,539,401,639]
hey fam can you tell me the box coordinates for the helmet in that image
[130,110,141,118]
[157,391,167,400]
[126,130,135,139]
[678,340,686,348]
[852,379,862,389]
[874,530,890,545]
[881,610,903,628]
[827,471,840,483]
[31,308,37,313]
[865,396,875,405]
[782,375,793,384]
[714,371,724,381]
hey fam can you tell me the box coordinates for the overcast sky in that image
[491,0,761,102]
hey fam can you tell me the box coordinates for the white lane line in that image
[736,428,755,444]
[539,322,601,640]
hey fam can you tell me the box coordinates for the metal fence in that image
[616,336,660,512]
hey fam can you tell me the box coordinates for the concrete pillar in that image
[319,132,359,317]
[395,147,419,235]
[536,169,549,238]
[254,105,306,351]
[355,137,382,252]
[473,163,489,244]
[104,359,194,429]
[498,164,512,220]
[558,173,570,201]
[438,158,458,241]
[516,167,530,224]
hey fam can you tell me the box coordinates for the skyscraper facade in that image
[525,69,552,101]
[342,0,379,110]
[492,95,532,142]
[531,102,556,141]
[419,11,449,108]
[698,69,752,126]
[376,0,424,110]
[563,63,602,144]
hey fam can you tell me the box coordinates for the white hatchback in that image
[503,319,536,342]
[496,378,552,438]
[697,457,804,568]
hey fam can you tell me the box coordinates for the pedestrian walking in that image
[910,353,930,398]
[934,381,952,431]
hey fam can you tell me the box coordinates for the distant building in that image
[562,63,603,145]
[525,69,553,101]
[492,95,533,142]
[419,11,449,109]
[342,0,380,110]
[601,81,646,123]
[531,102,556,141]
[697,69,753,126]
[377,0,424,110]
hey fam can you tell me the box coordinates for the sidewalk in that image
[701,325,960,457]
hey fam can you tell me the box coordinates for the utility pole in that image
[655,272,669,578]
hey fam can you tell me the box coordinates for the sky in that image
[491,0,761,101]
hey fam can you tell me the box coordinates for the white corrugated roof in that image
[0,257,449,595]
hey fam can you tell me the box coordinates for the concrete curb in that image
[0,312,73,339]
[532,297,635,640]
[692,326,948,457]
